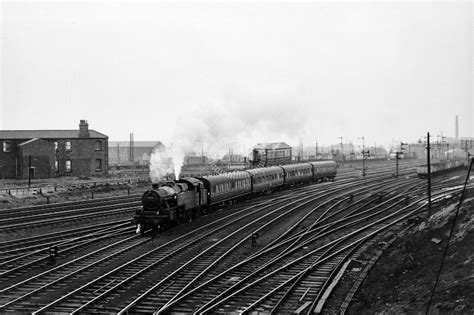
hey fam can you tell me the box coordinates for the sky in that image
[1,1,473,154]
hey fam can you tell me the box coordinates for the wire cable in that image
[426,158,473,314]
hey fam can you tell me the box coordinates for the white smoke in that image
[149,145,175,182]
[165,96,310,177]
[149,90,311,180]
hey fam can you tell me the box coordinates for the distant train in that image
[133,161,337,233]
[416,159,467,179]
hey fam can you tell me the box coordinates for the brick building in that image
[0,120,108,179]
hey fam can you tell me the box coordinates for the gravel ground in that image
[349,190,474,314]
[0,173,151,209]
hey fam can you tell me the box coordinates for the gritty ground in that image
[0,170,150,209]
[349,190,474,315]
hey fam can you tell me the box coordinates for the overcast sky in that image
[1,1,472,151]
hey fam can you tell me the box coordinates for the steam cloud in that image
[149,145,174,183]
[150,89,312,180]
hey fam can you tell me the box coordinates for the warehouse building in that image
[0,120,108,179]
[108,141,165,166]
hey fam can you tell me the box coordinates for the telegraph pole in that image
[427,132,432,213]
[315,141,318,160]
[28,155,32,188]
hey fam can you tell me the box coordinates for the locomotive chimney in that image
[152,183,159,190]
[79,120,90,138]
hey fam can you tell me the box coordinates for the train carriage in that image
[417,159,467,178]
[309,161,337,181]
[246,166,285,193]
[281,163,313,185]
[199,171,252,205]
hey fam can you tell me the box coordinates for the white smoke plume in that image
[166,95,311,178]
[149,145,175,182]
[149,85,313,180]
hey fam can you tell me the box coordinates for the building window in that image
[95,159,102,171]
[55,160,59,173]
[94,140,102,151]
[54,141,58,151]
[65,160,71,173]
[65,141,71,151]
[3,141,11,152]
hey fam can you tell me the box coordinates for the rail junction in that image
[0,160,471,314]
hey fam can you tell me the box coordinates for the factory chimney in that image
[79,120,90,138]
[455,115,459,140]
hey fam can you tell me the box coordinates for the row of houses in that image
[0,121,169,180]
[0,121,108,179]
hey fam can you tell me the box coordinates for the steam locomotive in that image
[133,161,337,233]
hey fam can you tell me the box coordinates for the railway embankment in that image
[349,190,474,314]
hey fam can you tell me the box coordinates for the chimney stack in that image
[79,120,90,138]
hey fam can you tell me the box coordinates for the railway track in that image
[0,194,140,218]
[0,159,463,314]
[0,219,131,261]
[21,176,413,314]
[0,176,383,313]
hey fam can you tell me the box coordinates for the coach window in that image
[95,140,102,151]
[65,141,71,151]
[95,159,102,171]
[65,160,72,173]
[3,141,11,152]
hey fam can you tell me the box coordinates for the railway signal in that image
[393,142,406,178]
[361,150,369,177]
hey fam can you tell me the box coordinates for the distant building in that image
[251,142,292,167]
[109,141,165,166]
[0,120,108,179]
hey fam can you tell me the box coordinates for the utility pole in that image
[427,132,432,213]
[315,141,318,160]
[28,155,32,188]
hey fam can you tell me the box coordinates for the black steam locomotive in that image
[133,161,337,233]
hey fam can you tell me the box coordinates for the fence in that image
[0,177,150,196]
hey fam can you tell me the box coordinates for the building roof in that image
[0,130,107,139]
[109,141,164,148]
[253,142,292,150]
[18,138,42,146]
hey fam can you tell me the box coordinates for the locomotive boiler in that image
[133,178,208,233]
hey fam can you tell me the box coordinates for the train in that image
[133,161,337,233]
[416,159,467,179]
